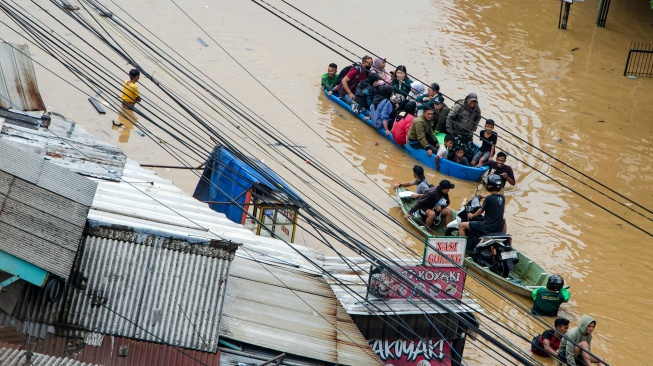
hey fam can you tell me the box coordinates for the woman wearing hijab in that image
[367,84,395,135]
[409,81,426,101]
[371,57,392,83]
[391,65,413,103]
[391,101,417,145]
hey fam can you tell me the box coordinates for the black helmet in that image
[547,274,564,292]
[486,174,502,191]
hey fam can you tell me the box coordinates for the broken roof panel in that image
[0,43,46,111]
[0,141,97,280]
[0,113,127,181]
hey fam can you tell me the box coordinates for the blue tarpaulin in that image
[193,146,302,224]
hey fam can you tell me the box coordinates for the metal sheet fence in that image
[624,43,653,77]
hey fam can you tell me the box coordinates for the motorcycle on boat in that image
[444,195,518,278]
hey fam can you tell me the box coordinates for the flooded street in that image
[2,0,652,364]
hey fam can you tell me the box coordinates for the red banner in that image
[371,339,453,366]
[368,266,466,300]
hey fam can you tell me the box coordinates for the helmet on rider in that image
[547,274,564,292]
[486,174,502,192]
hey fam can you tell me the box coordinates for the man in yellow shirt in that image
[121,68,141,109]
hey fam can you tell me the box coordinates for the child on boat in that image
[450,146,470,166]
[471,119,498,167]
[435,134,455,171]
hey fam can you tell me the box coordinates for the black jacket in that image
[408,186,450,214]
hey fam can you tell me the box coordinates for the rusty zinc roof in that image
[0,344,99,366]
[0,43,46,111]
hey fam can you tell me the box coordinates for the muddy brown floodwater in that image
[3,0,652,364]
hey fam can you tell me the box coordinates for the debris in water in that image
[556,138,563,143]
[571,47,580,52]
[626,75,637,79]
[597,120,605,123]
[197,38,208,47]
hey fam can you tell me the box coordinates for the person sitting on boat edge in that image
[391,65,413,103]
[404,180,455,227]
[352,73,382,114]
[391,101,417,145]
[433,96,450,134]
[370,56,392,83]
[531,274,571,317]
[393,164,430,197]
[471,119,498,167]
[558,315,607,366]
[409,81,427,104]
[334,55,372,104]
[366,84,395,135]
[406,107,440,157]
[531,317,570,358]
[435,134,455,171]
[121,68,142,109]
[459,174,507,237]
[450,146,471,166]
[485,151,516,187]
[321,63,338,96]
[417,83,446,114]
[446,93,482,161]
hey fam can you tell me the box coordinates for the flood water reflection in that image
[3,0,652,364]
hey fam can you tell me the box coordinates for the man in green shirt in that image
[531,274,571,316]
[321,63,338,95]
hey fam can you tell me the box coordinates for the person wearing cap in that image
[393,164,430,197]
[446,93,482,161]
[416,83,446,112]
[404,180,455,227]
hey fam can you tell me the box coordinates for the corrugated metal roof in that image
[0,345,99,366]
[0,83,376,363]
[0,43,46,111]
[0,141,97,279]
[0,336,220,366]
[0,113,127,181]
[65,235,231,352]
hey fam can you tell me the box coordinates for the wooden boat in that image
[325,90,489,181]
[395,187,550,297]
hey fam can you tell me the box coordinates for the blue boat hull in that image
[324,90,488,181]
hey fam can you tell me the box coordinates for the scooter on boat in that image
[444,195,518,278]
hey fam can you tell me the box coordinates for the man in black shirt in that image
[459,174,506,236]
[485,151,516,188]
[405,180,455,228]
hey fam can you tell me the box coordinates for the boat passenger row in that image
[321,57,508,179]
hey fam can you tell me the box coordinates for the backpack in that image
[335,62,365,86]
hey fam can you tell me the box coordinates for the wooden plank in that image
[88,97,106,114]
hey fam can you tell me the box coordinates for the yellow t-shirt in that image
[121,81,140,103]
